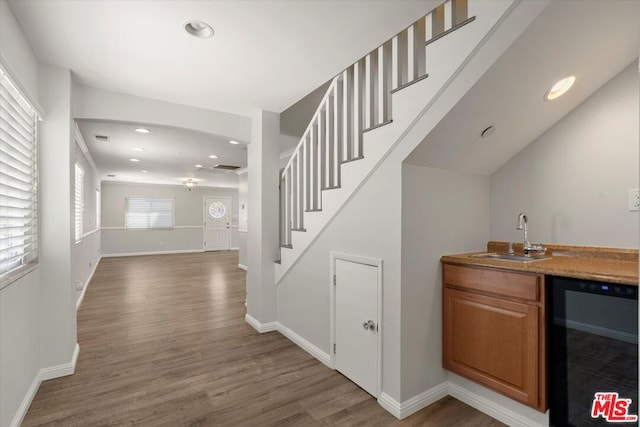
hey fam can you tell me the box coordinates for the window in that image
[74,163,84,242]
[0,67,39,281]
[125,197,174,229]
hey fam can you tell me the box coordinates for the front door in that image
[334,258,379,397]
[204,197,231,251]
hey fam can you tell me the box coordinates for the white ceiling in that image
[11,1,639,189]
[9,0,437,188]
[405,0,640,174]
[8,0,434,116]
[77,120,246,188]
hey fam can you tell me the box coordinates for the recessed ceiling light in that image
[184,20,214,39]
[129,158,140,162]
[133,147,145,152]
[195,164,203,168]
[135,128,150,134]
[107,174,116,177]
[480,126,495,138]
[141,170,148,173]
[229,140,240,145]
[545,76,576,101]
[208,154,218,159]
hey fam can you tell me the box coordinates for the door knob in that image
[362,320,376,331]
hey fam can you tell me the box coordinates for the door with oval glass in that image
[204,197,231,251]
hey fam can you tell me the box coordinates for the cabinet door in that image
[443,287,539,407]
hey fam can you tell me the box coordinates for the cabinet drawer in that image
[443,263,541,302]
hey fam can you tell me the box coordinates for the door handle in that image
[362,320,376,331]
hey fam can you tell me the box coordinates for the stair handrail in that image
[281,76,340,179]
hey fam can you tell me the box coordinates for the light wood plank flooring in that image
[23,251,504,426]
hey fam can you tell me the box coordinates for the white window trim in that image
[0,65,40,289]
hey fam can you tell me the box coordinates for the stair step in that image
[391,74,429,94]
[340,155,364,165]
[363,119,393,134]
[305,208,322,213]
[291,228,307,232]
[275,259,281,264]
[280,244,293,249]
[425,16,476,47]
[321,185,341,191]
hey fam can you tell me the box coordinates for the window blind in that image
[0,68,38,278]
[125,197,174,229]
[74,163,84,242]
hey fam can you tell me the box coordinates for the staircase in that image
[276,0,501,282]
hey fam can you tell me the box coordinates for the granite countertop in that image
[441,241,639,286]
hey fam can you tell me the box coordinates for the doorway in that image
[203,196,231,251]
[330,252,382,398]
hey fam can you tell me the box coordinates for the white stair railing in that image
[279,0,474,251]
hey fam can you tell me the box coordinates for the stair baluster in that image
[277,0,475,256]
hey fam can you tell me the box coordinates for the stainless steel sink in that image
[471,253,550,262]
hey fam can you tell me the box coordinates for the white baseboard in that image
[237,263,248,271]
[276,322,331,368]
[448,381,547,427]
[379,382,449,419]
[40,343,79,381]
[10,343,80,427]
[76,256,101,311]
[230,247,239,250]
[244,313,278,333]
[9,369,42,427]
[102,249,204,258]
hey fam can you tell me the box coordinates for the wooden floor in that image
[23,251,504,426]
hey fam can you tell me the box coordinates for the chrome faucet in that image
[516,212,545,256]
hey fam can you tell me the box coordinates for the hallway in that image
[23,252,503,426]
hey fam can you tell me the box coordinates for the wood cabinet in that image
[442,263,546,411]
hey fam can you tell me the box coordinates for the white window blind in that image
[0,68,38,279]
[125,197,174,229]
[74,163,84,242]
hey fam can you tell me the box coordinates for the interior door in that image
[204,197,231,251]
[335,258,379,397]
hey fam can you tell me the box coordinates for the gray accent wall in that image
[101,182,239,255]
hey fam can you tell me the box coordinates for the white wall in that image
[38,61,77,373]
[101,182,238,255]
[71,134,101,306]
[0,271,39,427]
[0,1,42,425]
[401,164,490,399]
[491,62,639,248]
[246,110,280,324]
[0,0,38,102]
[238,172,248,269]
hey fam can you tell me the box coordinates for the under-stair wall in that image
[275,0,551,423]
